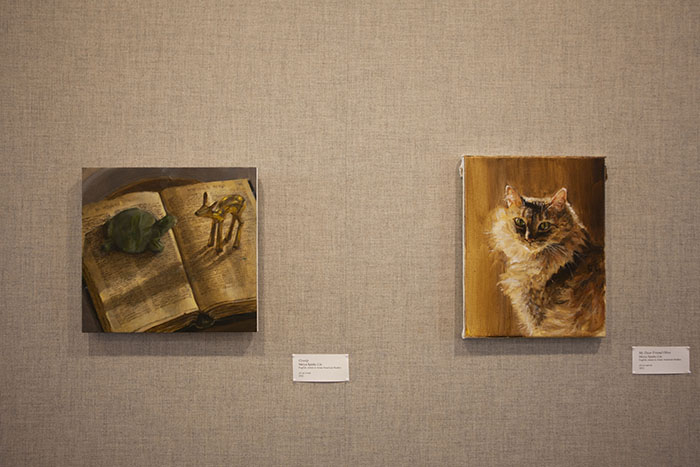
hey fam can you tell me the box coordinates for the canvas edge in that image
[253,167,259,332]
[460,156,468,338]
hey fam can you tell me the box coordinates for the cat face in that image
[503,185,572,252]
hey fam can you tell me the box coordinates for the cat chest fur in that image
[498,243,605,337]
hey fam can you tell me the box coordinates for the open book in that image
[82,179,257,332]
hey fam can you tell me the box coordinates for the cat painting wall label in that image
[461,156,606,338]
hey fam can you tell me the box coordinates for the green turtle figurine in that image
[102,208,177,254]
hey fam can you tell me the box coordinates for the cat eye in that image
[513,218,526,228]
[538,222,552,231]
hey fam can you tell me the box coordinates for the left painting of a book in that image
[82,168,257,332]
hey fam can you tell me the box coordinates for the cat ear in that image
[504,185,522,208]
[550,187,568,210]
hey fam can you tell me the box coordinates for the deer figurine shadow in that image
[194,192,246,253]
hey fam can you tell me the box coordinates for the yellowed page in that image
[82,192,199,332]
[161,180,257,318]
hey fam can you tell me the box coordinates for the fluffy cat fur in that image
[488,185,605,337]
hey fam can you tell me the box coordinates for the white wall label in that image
[632,346,690,374]
[293,354,349,382]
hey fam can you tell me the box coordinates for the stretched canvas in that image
[82,168,258,332]
[461,156,606,338]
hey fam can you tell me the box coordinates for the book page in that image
[82,192,199,332]
[161,180,257,318]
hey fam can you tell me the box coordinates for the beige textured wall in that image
[1,1,698,466]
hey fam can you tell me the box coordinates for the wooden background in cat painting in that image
[462,156,605,337]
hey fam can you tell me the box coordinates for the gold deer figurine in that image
[194,192,246,253]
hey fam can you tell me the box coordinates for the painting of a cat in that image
[489,185,605,337]
[460,155,606,338]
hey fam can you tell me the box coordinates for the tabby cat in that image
[488,185,605,337]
